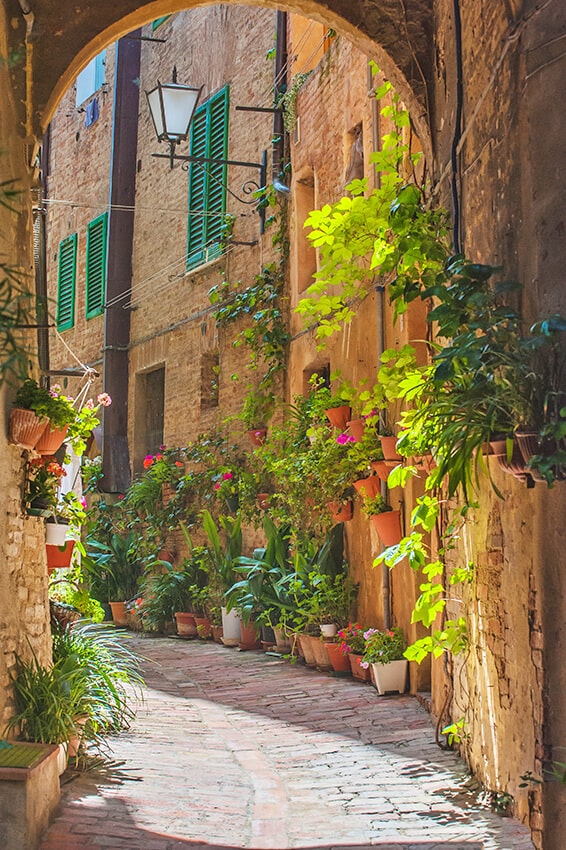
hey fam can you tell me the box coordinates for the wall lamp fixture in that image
[146,68,268,232]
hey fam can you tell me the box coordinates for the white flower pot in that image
[371,659,408,695]
[221,606,242,646]
[45,522,69,547]
[320,623,337,638]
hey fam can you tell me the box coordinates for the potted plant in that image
[83,532,143,626]
[11,378,75,452]
[25,456,66,517]
[336,622,370,681]
[240,389,275,444]
[360,493,402,547]
[361,627,407,694]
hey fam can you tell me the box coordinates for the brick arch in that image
[22,0,434,162]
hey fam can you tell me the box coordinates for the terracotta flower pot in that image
[9,408,48,450]
[310,637,332,671]
[353,475,381,499]
[324,642,351,673]
[194,616,212,639]
[174,611,198,637]
[347,418,365,442]
[370,509,402,547]
[46,540,76,573]
[109,600,128,627]
[211,624,224,643]
[247,428,267,446]
[328,500,353,523]
[348,653,371,682]
[35,423,69,455]
[325,405,352,431]
[370,460,391,482]
[297,634,317,667]
[379,435,402,465]
[239,621,261,650]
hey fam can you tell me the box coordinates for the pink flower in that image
[80,497,87,508]
[143,455,154,469]
[214,482,221,491]
[84,398,95,410]
[360,661,370,669]
[222,472,234,481]
[363,628,379,640]
[97,392,112,407]
[336,433,355,444]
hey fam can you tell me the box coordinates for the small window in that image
[134,367,165,472]
[56,234,77,331]
[187,86,229,270]
[85,213,108,319]
[76,51,106,107]
[200,352,220,411]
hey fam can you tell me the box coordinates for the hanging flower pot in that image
[328,500,353,523]
[353,476,381,500]
[35,424,69,456]
[45,521,69,547]
[46,540,76,573]
[9,408,48,450]
[379,435,402,465]
[247,428,267,446]
[347,419,365,442]
[325,405,351,431]
[370,509,402,547]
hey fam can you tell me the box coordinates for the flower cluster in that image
[124,596,144,614]
[336,433,356,445]
[26,456,66,508]
[361,627,406,666]
[67,392,112,456]
[213,469,238,498]
[337,622,367,655]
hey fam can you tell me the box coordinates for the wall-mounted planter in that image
[347,418,365,442]
[379,435,402,465]
[370,460,391,481]
[370,509,402,547]
[325,405,351,431]
[247,428,267,446]
[353,475,381,500]
[328,500,353,523]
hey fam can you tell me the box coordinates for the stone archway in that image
[8,0,434,165]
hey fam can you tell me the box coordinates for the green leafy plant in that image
[361,627,406,664]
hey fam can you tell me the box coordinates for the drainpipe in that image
[102,31,141,493]
[272,11,288,187]
[368,61,391,629]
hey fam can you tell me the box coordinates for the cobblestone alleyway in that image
[40,637,534,850]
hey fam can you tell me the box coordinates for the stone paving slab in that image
[39,637,535,850]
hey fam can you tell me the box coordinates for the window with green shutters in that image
[187,86,229,270]
[85,213,108,319]
[57,234,77,331]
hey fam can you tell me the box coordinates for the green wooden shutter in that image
[85,213,108,318]
[187,86,229,270]
[56,234,77,331]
